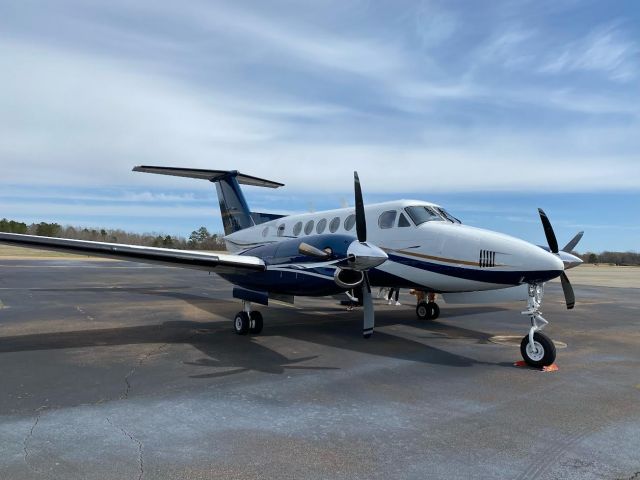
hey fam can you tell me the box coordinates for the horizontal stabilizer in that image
[133,166,284,188]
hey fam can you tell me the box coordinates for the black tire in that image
[233,312,250,335]
[416,301,440,320]
[249,311,263,335]
[520,331,556,368]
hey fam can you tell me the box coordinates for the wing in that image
[0,233,265,274]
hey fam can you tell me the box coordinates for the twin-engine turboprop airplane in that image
[0,167,583,368]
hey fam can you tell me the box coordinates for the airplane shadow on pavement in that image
[0,287,515,385]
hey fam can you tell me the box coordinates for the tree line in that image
[578,251,640,266]
[0,218,226,251]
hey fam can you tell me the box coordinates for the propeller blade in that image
[298,242,330,259]
[362,273,374,338]
[354,171,367,243]
[538,208,559,254]
[562,231,584,253]
[560,271,575,310]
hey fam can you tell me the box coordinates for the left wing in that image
[0,233,265,274]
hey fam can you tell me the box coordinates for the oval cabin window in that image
[304,220,315,235]
[344,214,356,231]
[316,218,327,234]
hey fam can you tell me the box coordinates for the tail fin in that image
[133,166,284,235]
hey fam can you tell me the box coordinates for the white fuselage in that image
[224,200,564,293]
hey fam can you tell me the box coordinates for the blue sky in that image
[0,0,638,252]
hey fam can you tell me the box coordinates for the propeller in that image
[538,208,575,310]
[296,172,386,337]
[562,231,584,253]
[353,171,378,338]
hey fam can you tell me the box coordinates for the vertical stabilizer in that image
[132,166,284,235]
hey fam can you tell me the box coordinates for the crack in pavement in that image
[121,343,168,400]
[120,330,200,400]
[106,417,144,480]
[23,408,45,474]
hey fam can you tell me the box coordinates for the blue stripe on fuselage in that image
[386,253,561,285]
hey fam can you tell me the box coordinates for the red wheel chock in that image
[514,360,559,372]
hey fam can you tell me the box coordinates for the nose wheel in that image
[233,302,264,335]
[520,331,556,368]
[520,284,556,367]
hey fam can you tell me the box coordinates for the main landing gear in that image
[520,284,556,368]
[233,301,263,336]
[416,292,440,321]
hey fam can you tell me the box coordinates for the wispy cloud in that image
[539,22,638,81]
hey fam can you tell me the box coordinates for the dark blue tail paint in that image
[214,171,255,235]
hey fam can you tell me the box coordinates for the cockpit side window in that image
[378,210,397,229]
[405,206,444,225]
[398,213,411,227]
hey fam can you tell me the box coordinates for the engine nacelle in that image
[334,268,364,289]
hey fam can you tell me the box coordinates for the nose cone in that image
[559,251,583,270]
[346,241,388,270]
[543,249,566,272]
[519,246,564,283]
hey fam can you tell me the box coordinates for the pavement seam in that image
[106,417,144,480]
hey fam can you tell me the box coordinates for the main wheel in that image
[416,301,440,320]
[233,312,250,335]
[249,311,263,335]
[520,331,556,368]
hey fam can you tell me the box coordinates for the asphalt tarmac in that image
[0,259,638,479]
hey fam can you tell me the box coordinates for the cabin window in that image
[293,221,302,236]
[304,220,315,235]
[329,216,340,233]
[405,206,444,225]
[316,218,327,234]
[378,210,397,229]
[277,223,285,237]
[398,213,411,227]
[344,214,356,231]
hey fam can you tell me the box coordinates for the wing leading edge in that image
[0,233,265,274]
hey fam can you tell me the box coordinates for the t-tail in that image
[133,166,285,235]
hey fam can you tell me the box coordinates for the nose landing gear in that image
[520,284,556,367]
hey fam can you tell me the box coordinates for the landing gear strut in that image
[233,301,263,335]
[520,284,556,367]
[416,292,440,320]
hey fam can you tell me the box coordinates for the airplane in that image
[0,167,584,368]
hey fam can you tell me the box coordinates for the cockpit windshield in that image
[405,206,444,225]
[435,207,462,224]
[405,206,462,225]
